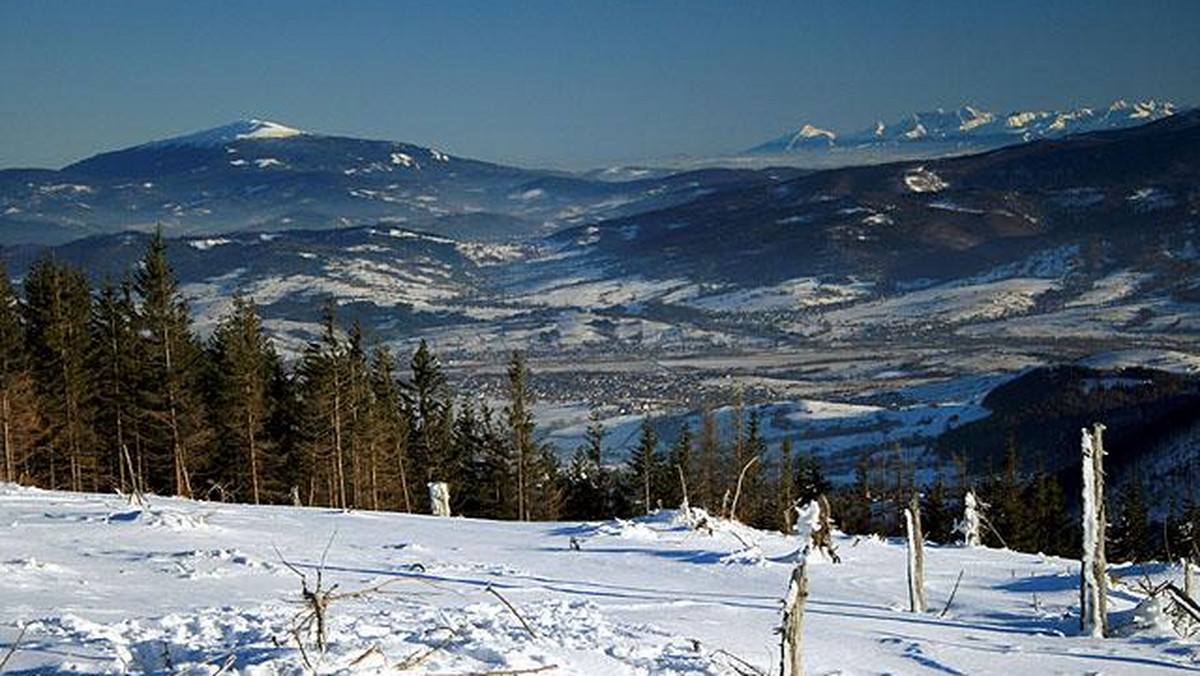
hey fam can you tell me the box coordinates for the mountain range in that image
[0,119,799,246]
[1,105,1198,485]
[747,98,1180,157]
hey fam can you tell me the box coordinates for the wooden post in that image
[905,492,927,613]
[1080,423,1108,637]
[428,481,451,517]
[1183,558,1194,601]
[780,560,808,676]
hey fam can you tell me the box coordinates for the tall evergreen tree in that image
[1111,477,1151,563]
[505,350,536,521]
[344,321,376,508]
[133,228,208,497]
[778,437,796,533]
[629,417,660,514]
[410,339,450,486]
[90,279,139,492]
[698,407,719,511]
[208,295,277,504]
[666,423,693,507]
[24,256,94,491]
[0,261,36,484]
[739,409,766,525]
[370,345,413,512]
[296,301,349,507]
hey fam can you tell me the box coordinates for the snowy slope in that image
[0,484,1191,675]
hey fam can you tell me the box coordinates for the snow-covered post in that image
[428,482,451,517]
[905,493,928,613]
[955,490,983,547]
[793,497,841,564]
[779,558,808,676]
[1080,423,1108,638]
[1184,559,1194,601]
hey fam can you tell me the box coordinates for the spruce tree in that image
[90,279,139,492]
[133,228,208,497]
[296,301,349,507]
[208,295,277,504]
[24,256,95,491]
[370,345,413,512]
[504,350,536,520]
[779,437,796,533]
[1112,478,1151,563]
[698,407,719,511]
[629,417,660,515]
[410,338,450,485]
[0,261,36,484]
[666,423,693,507]
[740,409,766,525]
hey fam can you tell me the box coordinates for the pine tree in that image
[1027,471,1070,555]
[208,295,277,504]
[740,409,766,526]
[795,452,831,505]
[666,423,693,507]
[410,339,450,486]
[629,417,660,515]
[90,279,139,492]
[505,351,536,521]
[296,302,349,507]
[0,261,37,484]
[527,442,564,521]
[987,437,1028,550]
[24,256,95,491]
[779,437,796,533]
[133,228,208,497]
[564,407,606,520]
[1111,478,1151,563]
[344,321,375,508]
[698,407,719,511]
[370,346,413,512]
[921,478,953,544]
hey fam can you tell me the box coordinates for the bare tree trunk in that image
[246,405,260,505]
[1080,423,1108,637]
[2,393,12,483]
[164,328,192,498]
[730,456,759,522]
[905,493,928,613]
[518,447,527,522]
[780,560,808,676]
[369,440,379,511]
[332,387,345,509]
[676,463,690,510]
[395,438,412,512]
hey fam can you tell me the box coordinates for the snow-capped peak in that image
[957,105,994,132]
[784,124,837,150]
[143,119,307,149]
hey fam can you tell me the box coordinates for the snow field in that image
[0,484,1194,675]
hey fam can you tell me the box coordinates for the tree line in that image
[0,231,810,526]
[0,230,1176,561]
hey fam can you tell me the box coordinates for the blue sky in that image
[2,1,1198,169]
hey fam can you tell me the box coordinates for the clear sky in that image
[2,1,1198,170]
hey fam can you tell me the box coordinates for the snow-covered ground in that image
[1,484,1192,675]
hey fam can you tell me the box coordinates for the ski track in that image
[0,484,1196,675]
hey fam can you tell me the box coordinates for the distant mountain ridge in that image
[0,119,796,246]
[748,98,1181,155]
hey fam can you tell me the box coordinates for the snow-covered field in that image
[1,484,1192,675]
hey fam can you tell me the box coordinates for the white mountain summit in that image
[748,98,1180,155]
[142,119,307,149]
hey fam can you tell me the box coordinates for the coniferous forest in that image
[0,230,1180,563]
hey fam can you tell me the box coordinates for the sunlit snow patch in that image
[904,166,948,193]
